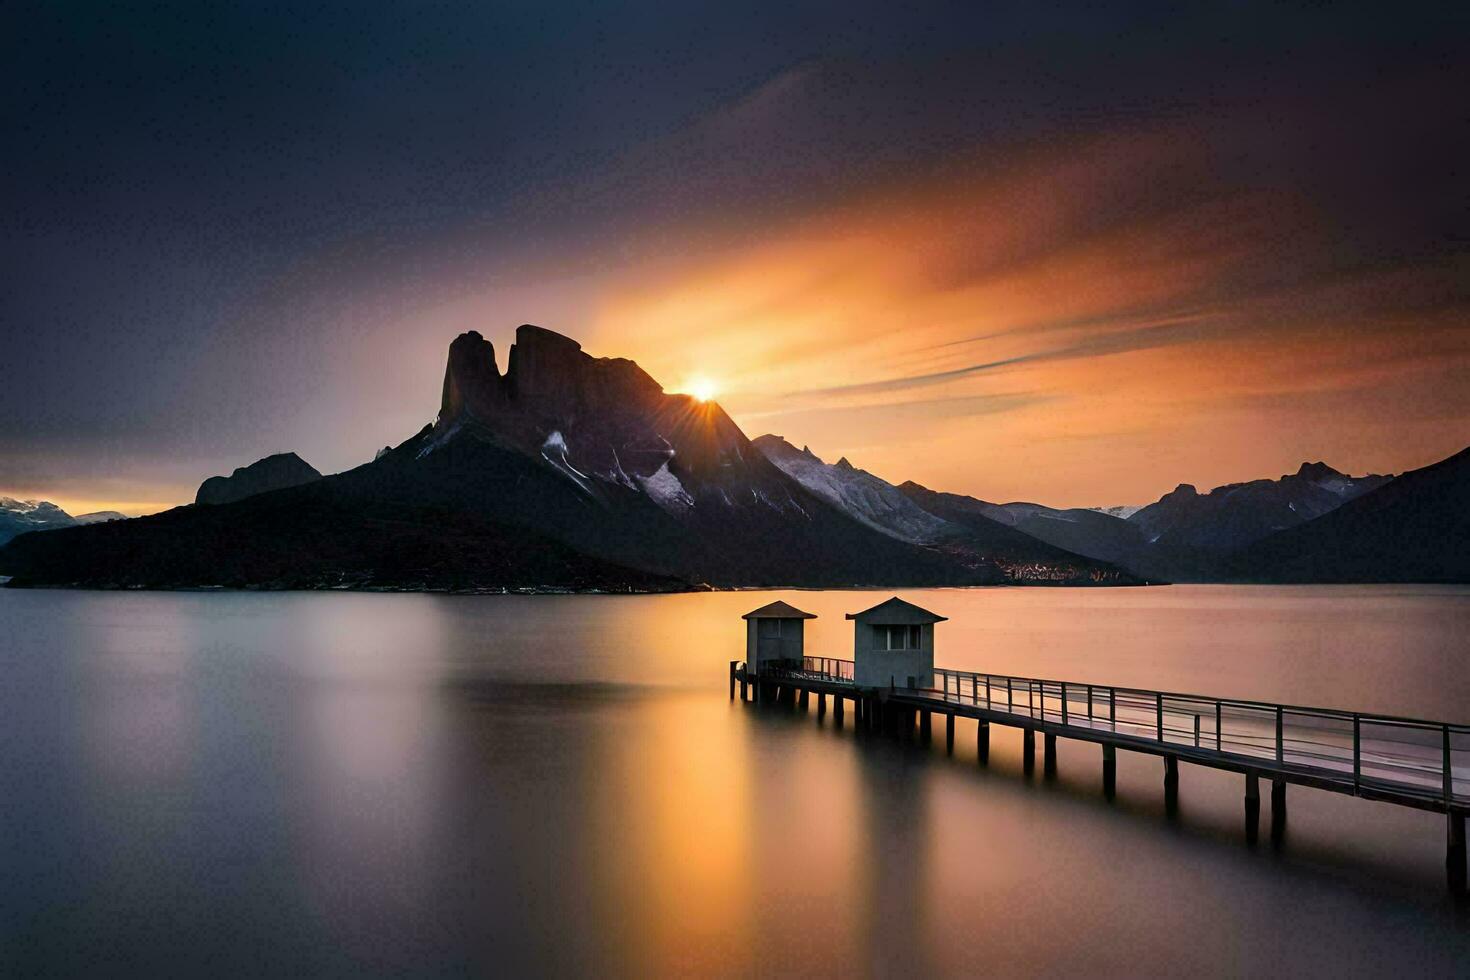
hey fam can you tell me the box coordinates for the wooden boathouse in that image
[730,596,1470,890]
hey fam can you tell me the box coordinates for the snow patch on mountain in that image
[417,421,463,459]
[1089,504,1143,520]
[0,497,90,546]
[638,462,694,512]
[541,430,595,493]
[752,435,954,544]
[604,447,640,489]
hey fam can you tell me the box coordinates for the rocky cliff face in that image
[196,453,323,506]
[420,325,803,518]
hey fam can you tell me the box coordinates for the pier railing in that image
[799,656,855,683]
[761,657,855,683]
[922,667,1470,806]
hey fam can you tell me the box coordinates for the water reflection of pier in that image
[730,597,1470,892]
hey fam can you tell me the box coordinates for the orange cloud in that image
[592,128,1470,505]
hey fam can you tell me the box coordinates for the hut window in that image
[882,625,921,650]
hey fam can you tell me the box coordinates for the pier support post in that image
[1023,728,1036,773]
[1245,772,1261,843]
[740,676,748,701]
[977,721,990,764]
[1271,779,1287,841]
[835,695,845,726]
[1102,744,1116,799]
[945,713,955,755]
[1044,733,1058,777]
[1163,755,1178,793]
[817,692,827,719]
[729,664,735,701]
[919,710,932,744]
[799,689,809,711]
[1449,813,1466,893]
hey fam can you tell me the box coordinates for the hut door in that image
[757,618,784,667]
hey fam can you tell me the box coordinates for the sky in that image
[2,1,1467,515]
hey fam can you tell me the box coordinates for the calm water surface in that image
[2,585,1468,976]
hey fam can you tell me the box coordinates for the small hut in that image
[846,596,946,689]
[742,600,817,675]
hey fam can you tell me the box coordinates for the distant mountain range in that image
[753,436,1120,583]
[753,442,1434,583]
[0,498,126,546]
[1225,447,1470,583]
[0,325,1464,589]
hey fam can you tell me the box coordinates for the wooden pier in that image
[730,656,1470,890]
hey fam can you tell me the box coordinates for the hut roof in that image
[845,596,947,625]
[742,600,818,620]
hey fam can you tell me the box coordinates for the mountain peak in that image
[751,435,824,462]
[440,331,503,421]
[514,323,582,354]
[196,452,322,506]
[1294,461,1343,481]
[0,498,83,546]
[425,326,769,506]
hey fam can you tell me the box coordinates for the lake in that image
[2,585,1468,975]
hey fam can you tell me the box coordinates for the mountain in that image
[755,436,1134,583]
[0,498,80,546]
[0,499,129,545]
[1225,447,1470,583]
[752,436,953,543]
[197,452,322,505]
[892,457,1403,583]
[893,483,1152,577]
[1127,462,1391,553]
[1,325,1071,591]
[0,485,690,592]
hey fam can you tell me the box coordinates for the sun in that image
[687,376,719,402]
